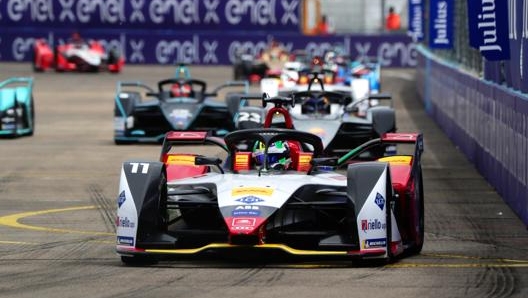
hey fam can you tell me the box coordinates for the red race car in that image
[33,34,124,73]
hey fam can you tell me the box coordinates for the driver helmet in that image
[171,83,192,97]
[253,141,292,170]
[302,96,331,114]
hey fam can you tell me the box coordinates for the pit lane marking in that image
[0,205,113,236]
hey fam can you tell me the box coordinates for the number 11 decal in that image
[129,162,150,174]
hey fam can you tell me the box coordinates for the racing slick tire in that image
[32,50,44,72]
[27,97,35,136]
[233,63,246,81]
[408,167,424,255]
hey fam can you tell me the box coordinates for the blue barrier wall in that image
[417,45,528,226]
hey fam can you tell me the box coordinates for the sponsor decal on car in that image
[231,186,273,196]
[374,193,385,210]
[117,236,134,246]
[166,154,195,166]
[363,238,387,249]
[118,190,126,208]
[231,217,256,230]
[232,205,261,217]
[361,219,386,233]
[116,216,136,228]
[235,195,265,204]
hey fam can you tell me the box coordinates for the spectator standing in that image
[385,6,401,31]
[316,15,332,35]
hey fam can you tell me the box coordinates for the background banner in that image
[408,0,425,42]
[428,0,453,49]
[467,0,510,61]
[0,0,302,32]
[521,0,528,93]
[0,30,417,67]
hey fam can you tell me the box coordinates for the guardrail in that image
[416,45,528,226]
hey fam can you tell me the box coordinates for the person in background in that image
[385,6,401,31]
[316,15,332,35]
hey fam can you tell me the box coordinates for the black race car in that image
[113,76,249,144]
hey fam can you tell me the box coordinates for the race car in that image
[115,128,424,264]
[235,89,396,158]
[32,35,124,73]
[347,56,381,95]
[262,54,381,102]
[233,41,290,83]
[0,77,35,137]
[261,55,365,100]
[113,75,250,144]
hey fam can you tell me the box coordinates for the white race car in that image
[115,128,424,265]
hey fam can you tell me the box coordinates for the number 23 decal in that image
[237,112,261,123]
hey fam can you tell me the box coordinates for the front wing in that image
[115,161,403,262]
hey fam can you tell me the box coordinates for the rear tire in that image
[32,50,44,72]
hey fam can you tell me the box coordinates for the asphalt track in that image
[1,63,528,298]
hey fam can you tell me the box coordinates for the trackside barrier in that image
[416,45,528,226]
[0,29,416,67]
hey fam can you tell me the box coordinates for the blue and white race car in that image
[0,77,35,137]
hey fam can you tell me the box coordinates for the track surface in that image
[1,63,528,298]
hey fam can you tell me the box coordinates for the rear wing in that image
[159,131,227,159]
[115,81,155,97]
[337,132,424,166]
[345,93,393,111]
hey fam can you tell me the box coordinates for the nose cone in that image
[224,216,266,235]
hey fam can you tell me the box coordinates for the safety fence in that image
[415,0,528,225]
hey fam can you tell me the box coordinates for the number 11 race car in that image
[115,127,424,265]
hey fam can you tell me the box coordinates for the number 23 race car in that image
[115,127,424,265]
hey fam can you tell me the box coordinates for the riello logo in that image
[361,219,386,233]
[477,0,502,52]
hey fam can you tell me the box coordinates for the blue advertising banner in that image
[467,0,510,60]
[428,0,453,48]
[408,0,425,42]
[0,0,301,32]
[503,0,522,89]
[522,0,528,93]
[0,29,417,67]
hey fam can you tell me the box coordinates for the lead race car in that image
[113,67,250,144]
[115,126,424,265]
[0,77,35,137]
